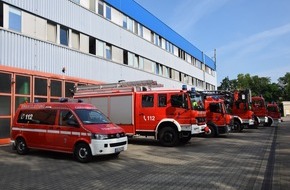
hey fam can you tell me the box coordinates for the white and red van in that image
[11,99,128,163]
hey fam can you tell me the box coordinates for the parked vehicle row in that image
[11,80,281,163]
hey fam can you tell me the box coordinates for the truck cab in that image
[203,96,233,137]
[267,103,282,126]
[252,96,269,126]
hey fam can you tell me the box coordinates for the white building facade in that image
[0,0,217,143]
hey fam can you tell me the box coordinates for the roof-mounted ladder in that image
[74,80,163,96]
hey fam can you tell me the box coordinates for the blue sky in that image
[134,0,290,85]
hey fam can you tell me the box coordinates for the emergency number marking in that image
[21,113,33,120]
[143,115,155,121]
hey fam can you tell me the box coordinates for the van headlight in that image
[91,133,108,140]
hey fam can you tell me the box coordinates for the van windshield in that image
[75,109,111,124]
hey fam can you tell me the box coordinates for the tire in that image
[180,135,191,144]
[204,123,216,138]
[265,118,273,127]
[159,126,179,147]
[233,120,241,132]
[74,143,92,163]
[16,138,29,155]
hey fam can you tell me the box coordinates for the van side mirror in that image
[67,119,79,127]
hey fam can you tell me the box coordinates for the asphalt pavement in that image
[0,118,289,190]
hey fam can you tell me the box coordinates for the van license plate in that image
[115,147,124,153]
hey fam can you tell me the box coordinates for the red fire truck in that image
[201,95,233,137]
[267,103,282,126]
[252,96,269,126]
[73,80,208,147]
[196,90,255,131]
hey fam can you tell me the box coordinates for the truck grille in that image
[196,117,206,123]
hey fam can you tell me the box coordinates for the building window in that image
[106,5,111,20]
[138,24,143,37]
[98,1,104,16]
[139,57,144,70]
[0,118,11,138]
[122,16,127,29]
[16,75,30,95]
[133,55,139,68]
[0,73,11,93]
[89,37,96,55]
[105,44,112,60]
[0,2,3,27]
[65,82,75,97]
[127,17,133,32]
[71,30,80,50]
[47,21,57,43]
[97,40,104,57]
[60,26,69,46]
[127,52,133,66]
[0,96,11,116]
[123,50,128,65]
[9,6,21,32]
[34,78,47,96]
[50,80,62,97]
[72,0,80,4]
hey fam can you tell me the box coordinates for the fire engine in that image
[267,103,282,126]
[195,90,255,131]
[252,96,269,126]
[73,80,208,147]
[200,94,233,137]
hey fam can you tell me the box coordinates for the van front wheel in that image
[74,143,92,163]
[16,138,29,155]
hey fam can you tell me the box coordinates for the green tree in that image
[218,74,283,102]
[278,72,290,100]
[218,77,237,91]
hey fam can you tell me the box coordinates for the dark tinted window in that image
[59,110,78,126]
[51,80,62,97]
[0,118,10,138]
[35,78,47,96]
[142,94,154,107]
[0,73,11,93]
[60,26,68,46]
[209,103,222,113]
[17,109,56,125]
[0,96,11,115]
[158,94,167,107]
[171,95,183,108]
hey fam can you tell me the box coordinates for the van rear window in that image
[17,109,57,125]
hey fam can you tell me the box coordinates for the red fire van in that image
[11,99,128,163]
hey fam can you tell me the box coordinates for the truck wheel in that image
[74,143,92,163]
[204,124,216,138]
[16,138,29,155]
[180,135,191,144]
[233,121,241,132]
[159,126,179,147]
[264,118,273,127]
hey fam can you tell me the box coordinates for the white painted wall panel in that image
[2,0,216,88]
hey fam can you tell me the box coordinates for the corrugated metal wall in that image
[1,29,196,89]
[1,0,216,89]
